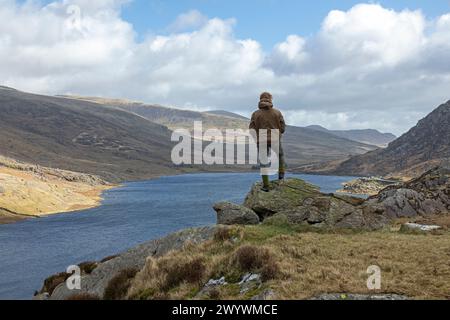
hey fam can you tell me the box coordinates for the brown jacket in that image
[249,98,286,143]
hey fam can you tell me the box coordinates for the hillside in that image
[307,125,396,147]
[0,88,178,182]
[331,101,450,177]
[64,96,378,167]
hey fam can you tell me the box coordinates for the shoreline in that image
[0,184,117,225]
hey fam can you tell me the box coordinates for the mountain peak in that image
[333,100,450,177]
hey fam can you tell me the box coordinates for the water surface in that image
[0,173,356,299]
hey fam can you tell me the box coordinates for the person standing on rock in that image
[250,92,286,192]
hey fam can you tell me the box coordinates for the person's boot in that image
[261,175,270,192]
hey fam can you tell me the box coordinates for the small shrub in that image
[233,245,271,272]
[66,293,100,300]
[41,272,70,295]
[261,261,281,282]
[78,261,98,275]
[214,227,233,242]
[103,268,139,300]
[161,257,206,291]
[208,287,221,300]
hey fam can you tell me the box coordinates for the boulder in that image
[243,179,320,219]
[242,179,386,230]
[213,202,260,225]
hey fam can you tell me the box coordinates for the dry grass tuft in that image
[161,257,206,291]
[129,255,208,300]
[104,268,139,300]
[214,227,233,242]
[233,245,271,272]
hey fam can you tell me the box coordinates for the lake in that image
[0,173,356,300]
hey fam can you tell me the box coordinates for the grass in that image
[125,221,450,300]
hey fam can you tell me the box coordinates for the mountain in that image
[306,125,396,147]
[0,88,378,182]
[204,110,249,120]
[331,101,450,177]
[65,96,378,166]
[0,87,177,182]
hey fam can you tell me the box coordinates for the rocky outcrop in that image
[36,227,215,300]
[214,168,449,230]
[365,167,449,219]
[214,202,260,225]
[338,177,399,196]
[214,179,388,230]
[244,180,320,220]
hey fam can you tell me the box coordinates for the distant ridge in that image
[306,125,396,148]
[204,110,249,120]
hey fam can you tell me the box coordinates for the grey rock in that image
[400,223,442,232]
[239,273,262,294]
[243,179,320,219]
[239,273,261,285]
[242,178,388,230]
[196,277,228,298]
[205,277,228,287]
[312,293,410,300]
[214,202,260,225]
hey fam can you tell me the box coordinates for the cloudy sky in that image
[2,0,450,135]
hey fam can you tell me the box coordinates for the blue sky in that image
[34,0,450,49]
[125,0,450,47]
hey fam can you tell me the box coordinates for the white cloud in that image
[168,9,208,32]
[1,1,450,135]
